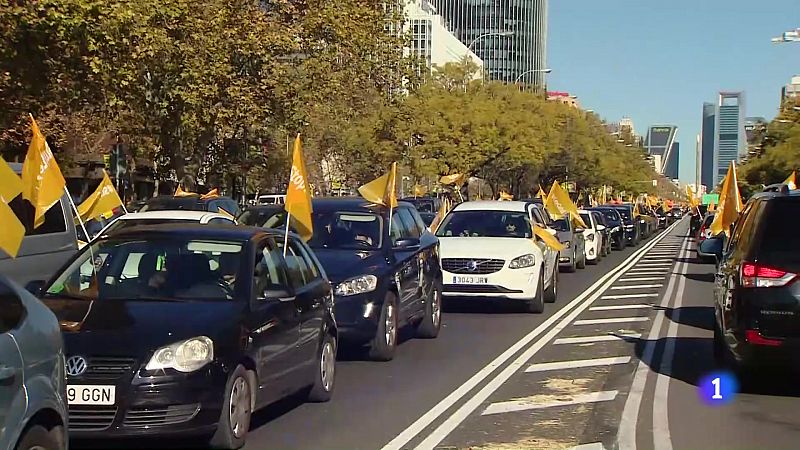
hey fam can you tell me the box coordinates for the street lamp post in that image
[513,68,552,92]
[466,31,514,83]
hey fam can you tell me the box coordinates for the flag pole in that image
[66,187,91,243]
[283,210,291,257]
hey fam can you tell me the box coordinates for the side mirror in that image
[698,237,724,260]
[393,237,421,250]
[574,227,586,233]
[25,280,46,297]
[259,288,295,303]
[596,225,607,231]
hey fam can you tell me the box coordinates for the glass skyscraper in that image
[428,0,548,86]
[714,92,746,185]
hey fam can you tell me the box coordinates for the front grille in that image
[69,406,117,431]
[124,404,200,428]
[68,357,137,382]
[443,284,523,294]
[442,258,505,274]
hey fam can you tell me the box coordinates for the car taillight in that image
[745,329,783,346]
[741,262,797,288]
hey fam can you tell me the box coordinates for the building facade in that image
[547,91,579,108]
[429,0,548,86]
[713,92,747,185]
[781,75,800,102]
[644,125,679,178]
[700,102,716,192]
[405,0,484,75]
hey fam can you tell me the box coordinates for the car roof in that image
[311,197,414,214]
[453,200,528,212]
[116,211,232,221]
[105,223,269,241]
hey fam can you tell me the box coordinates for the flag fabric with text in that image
[21,115,66,228]
[285,134,314,241]
[710,161,743,236]
[545,181,587,228]
[359,162,398,209]
[0,156,26,258]
[784,171,797,190]
[76,171,124,223]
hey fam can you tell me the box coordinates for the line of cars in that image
[1,190,664,450]
[698,184,800,377]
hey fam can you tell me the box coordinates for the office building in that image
[744,116,768,159]
[429,0,548,86]
[644,125,679,178]
[713,92,747,185]
[700,102,716,191]
[405,0,483,76]
[781,75,800,102]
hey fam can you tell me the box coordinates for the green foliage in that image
[740,98,800,191]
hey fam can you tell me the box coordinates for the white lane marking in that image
[610,284,663,290]
[642,258,674,261]
[619,277,664,282]
[653,243,691,450]
[399,224,680,450]
[554,333,641,345]
[590,304,652,311]
[618,233,689,450]
[601,293,659,300]
[568,443,607,450]
[574,317,649,325]
[482,391,618,415]
[627,268,669,272]
[380,223,678,450]
[525,356,631,373]
[636,262,673,266]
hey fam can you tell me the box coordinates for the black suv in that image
[702,186,800,371]
[589,207,625,250]
[308,198,442,361]
[609,204,640,246]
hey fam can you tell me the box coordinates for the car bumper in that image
[68,362,228,439]
[333,292,383,343]
[442,268,538,300]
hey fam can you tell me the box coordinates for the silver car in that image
[0,275,67,450]
[551,217,587,272]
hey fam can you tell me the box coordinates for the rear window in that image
[755,200,800,269]
[140,197,204,212]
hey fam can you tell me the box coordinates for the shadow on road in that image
[683,272,715,283]
[443,297,533,314]
[651,305,715,331]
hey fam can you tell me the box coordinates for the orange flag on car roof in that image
[710,161,743,236]
[359,162,398,209]
[285,134,314,241]
[21,115,66,228]
[783,171,797,190]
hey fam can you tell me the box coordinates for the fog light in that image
[363,302,375,318]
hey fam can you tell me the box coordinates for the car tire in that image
[563,250,577,273]
[210,365,252,450]
[524,271,545,313]
[576,249,587,269]
[544,267,557,303]
[416,281,442,339]
[368,292,398,361]
[15,425,63,450]
[615,236,626,251]
[306,333,336,402]
[713,323,726,363]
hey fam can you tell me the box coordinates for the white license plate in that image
[453,276,488,284]
[67,385,116,406]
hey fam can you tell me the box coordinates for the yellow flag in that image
[710,162,743,236]
[200,188,220,199]
[498,191,513,201]
[285,134,314,241]
[545,181,587,228]
[359,162,398,208]
[533,224,566,252]
[439,173,466,186]
[686,185,699,208]
[76,171,123,223]
[783,171,797,190]
[600,185,608,205]
[707,198,716,212]
[174,184,196,197]
[0,156,23,203]
[430,198,449,232]
[413,184,428,197]
[537,185,547,200]
[21,115,66,228]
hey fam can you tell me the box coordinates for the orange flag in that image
[21,115,66,228]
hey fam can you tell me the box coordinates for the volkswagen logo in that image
[467,260,478,272]
[65,356,88,377]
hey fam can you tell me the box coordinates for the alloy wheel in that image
[320,340,335,392]
[385,303,396,347]
[228,376,251,438]
[431,288,441,328]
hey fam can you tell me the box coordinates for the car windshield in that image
[599,210,619,222]
[238,208,286,228]
[308,211,382,250]
[580,213,592,228]
[44,238,243,301]
[436,211,532,238]
[103,218,195,235]
[140,197,204,212]
[615,208,631,220]
[551,219,571,232]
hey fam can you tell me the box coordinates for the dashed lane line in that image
[524,356,632,373]
[553,333,641,345]
[618,277,665,282]
[482,391,619,415]
[600,293,659,300]
[573,317,650,326]
[589,304,652,311]
[609,284,664,290]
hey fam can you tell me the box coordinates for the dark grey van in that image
[0,163,78,286]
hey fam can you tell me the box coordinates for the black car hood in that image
[311,248,389,284]
[44,297,243,357]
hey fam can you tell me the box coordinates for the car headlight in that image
[146,336,214,373]
[625,225,634,230]
[587,233,595,242]
[562,241,571,247]
[335,275,378,296]
[509,254,536,269]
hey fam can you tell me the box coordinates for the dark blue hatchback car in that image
[308,198,443,361]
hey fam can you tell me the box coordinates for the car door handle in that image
[0,365,15,381]
[278,296,296,303]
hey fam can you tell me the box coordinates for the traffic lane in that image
[667,249,800,450]
[242,242,646,450]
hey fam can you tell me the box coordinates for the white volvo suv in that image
[435,201,557,313]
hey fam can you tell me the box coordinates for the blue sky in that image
[547,0,799,183]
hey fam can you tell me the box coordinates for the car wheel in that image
[524,271,545,313]
[616,236,626,251]
[713,323,726,364]
[210,365,252,450]
[544,267,557,303]
[416,281,442,339]
[563,250,577,273]
[306,333,336,402]
[368,292,398,361]
[576,249,587,269]
[15,425,63,450]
